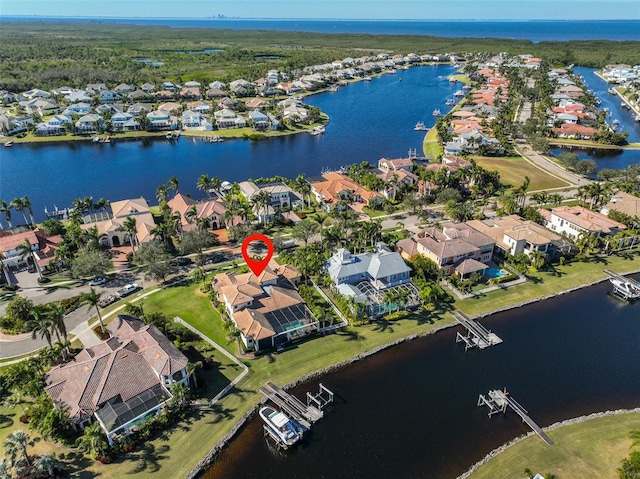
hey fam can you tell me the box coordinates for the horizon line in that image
[2,15,638,22]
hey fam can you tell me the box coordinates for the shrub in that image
[2,282,19,291]
[37,277,51,284]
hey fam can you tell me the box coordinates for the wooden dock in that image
[603,270,640,300]
[259,382,324,430]
[478,389,553,446]
[453,311,503,350]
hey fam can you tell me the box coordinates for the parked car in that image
[172,257,193,266]
[89,277,108,286]
[116,283,140,298]
[206,253,225,264]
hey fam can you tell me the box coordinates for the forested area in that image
[2,21,640,91]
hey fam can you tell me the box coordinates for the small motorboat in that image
[445,99,456,106]
[432,109,441,117]
[453,90,465,97]
[414,121,427,131]
[3,141,14,147]
[363,76,372,81]
[309,125,325,135]
[610,278,640,299]
[260,406,302,447]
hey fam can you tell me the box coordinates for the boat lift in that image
[478,388,553,446]
[604,270,640,301]
[453,311,503,350]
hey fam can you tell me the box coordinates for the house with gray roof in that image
[325,243,418,317]
[45,315,189,445]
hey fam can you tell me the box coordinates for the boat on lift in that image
[260,406,303,447]
[445,99,456,106]
[414,121,428,131]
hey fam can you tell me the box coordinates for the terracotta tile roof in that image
[0,230,38,253]
[455,258,488,275]
[551,206,626,234]
[311,172,382,206]
[45,316,187,424]
[602,192,640,218]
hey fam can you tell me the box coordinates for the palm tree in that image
[81,287,106,333]
[187,361,202,390]
[156,184,168,204]
[185,205,198,225]
[27,305,55,349]
[16,238,42,279]
[121,216,138,255]
[197,174,212,198]
[2,390,28,416]
[4,430,31,467]
[167,176,180,196]
[0,200,12,228]
[94,197,110,212]
[33,453,57,478]
[22,196,35,225]
[75,422,107,459]
[48,302,69,359]
[10,197,28,226]
[210,176,222,197]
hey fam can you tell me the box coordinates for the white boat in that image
[445,99,456,106]
[462,84,472,90]
[610,278,640,299]
[634,115,640,123]
[414,121,427,131]
[92,136,100,143]
[453,90,465,97]
[327,85,338,92]
[608,88,616,94]
[363,76,372,81]
[4,141,14,147]
[309,125,325,135]
[449,77,457,83]
[432,109,441,117]
[260,406,302,447]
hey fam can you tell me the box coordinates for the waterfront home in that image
[246,97,270,110]
[74,113,104,134]
[552,123,598,140]
[158,102,183,114]
[0,114,32,135]
[0,228,61,275]
[45,315,189,445]
[248,110,271,131]
[467,215,566,262]
[376,169,418,199]
[82,197,156,248]
[325,243,418,317]
[167,193,227,231]
[111,112,140,132]
[601,191,640,220]
[36,114,73,136]
[147,110,175,130]
[310,172,383,211]
[539,206,627,240]
[181,110,212,131]
[282,104,310,123]
[239,181,302,211]
[214,108,247,129]
[396,223,494,277]
[378,157,414,173]
[212,264,318,352]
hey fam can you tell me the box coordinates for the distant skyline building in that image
[3,0,639,20]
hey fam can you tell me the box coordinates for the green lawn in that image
[423,127,443,158]
[472,156,571,191]
[457,251,640,317]
[469,411,640,479]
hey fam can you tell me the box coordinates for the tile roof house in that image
[212,263,317,352]
[467,215,564,261]
[600,191,640,220]
[378,157,414,173]
[541,206,626,239]
[396,223,494,277]
[167,192,227,231]
[45,315,189,445]
[81,197,156,248]
[310,172,383,211]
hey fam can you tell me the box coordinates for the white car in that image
[89,277,107,286]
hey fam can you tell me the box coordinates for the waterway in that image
[551,66,640,171]
[203,278,640,479]
[0,65,460,221]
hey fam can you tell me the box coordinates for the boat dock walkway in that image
[453,311,503,350]
[259,382,325,430]
[604,270,640,300]
[478,389,553,446]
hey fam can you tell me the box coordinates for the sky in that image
[2,0,640,20]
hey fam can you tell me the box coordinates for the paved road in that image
[515,144,591,188]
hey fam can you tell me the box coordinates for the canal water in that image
[0,64,459,222]
[203,278,640,479]
[551,66,640,171]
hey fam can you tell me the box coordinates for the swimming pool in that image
[484,267,509,278]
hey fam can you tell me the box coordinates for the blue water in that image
[0,65,460,221]
[551,67,640,171]
[3,17,640,42]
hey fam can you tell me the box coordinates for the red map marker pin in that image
[241,233,274,277]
